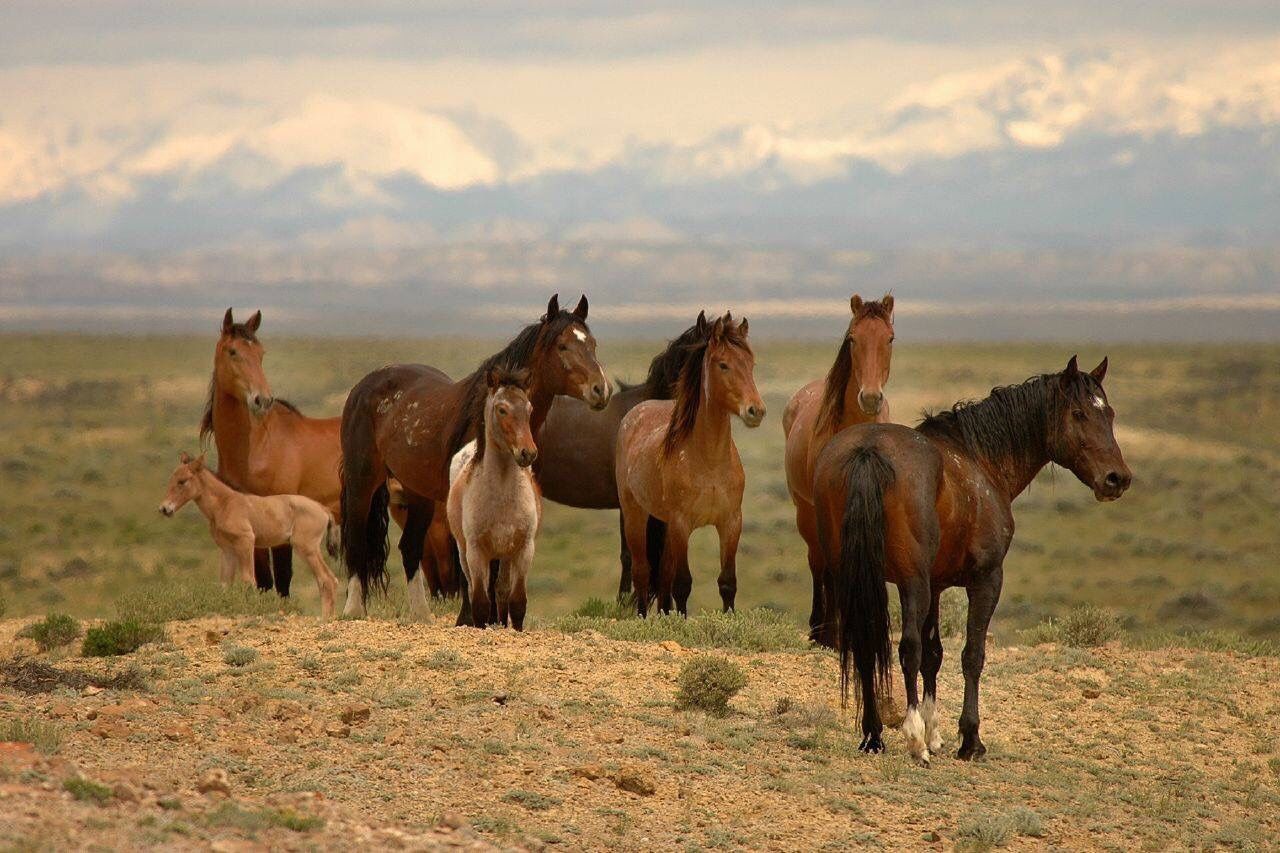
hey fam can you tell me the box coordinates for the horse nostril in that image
[1105,472,1121,489]
[592,384,605,398]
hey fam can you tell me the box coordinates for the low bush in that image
[223,646,259,667]
[16,613,81,651]
[1021,605,1121,648]
[115,578,296,624]
[675,654,748,716]
[63,777,114,804]
[956,806,1046,849]
[82,619,164,657]
[550,607,807,653]
[0,716,65,753]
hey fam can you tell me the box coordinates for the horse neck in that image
[191,469,234,519]
[971,408,1052,500]
[688,390,733,458]
[478,425,520,483]
[211,381,252,476]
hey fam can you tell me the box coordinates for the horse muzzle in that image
[159,504,175,517]
[740,404,766,428]
[1093,468,1132,502]
[858,389,884,416]
[585,380,611,411]
[514,447,538,468]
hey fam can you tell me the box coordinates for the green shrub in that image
[1127,629,1279,657]
[223,646,259,667]
[64,777,114,804]
[204,802,324,832]
[550,608,806,653]
[82,619,164,657]
[675,654,748,716]
[0,716,64,754]
[956,807,1047,850]
[115,578,296,623]
[502,788,562,811]
[1021,605,1121,648]
[568,597,633,620]
[17,613,81,651]
[421,649,467,671]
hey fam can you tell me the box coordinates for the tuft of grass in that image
[550,607,806,653]
[502,789,562,811]
[675,654,748,716]
[1021,605,1121,648]
[568,597,633,620]
[115,578,297,624]
[0,716,65,753]
[1,659,147,695]
[956,807,1047,850]
[222,646,259,667]
[64,777,114,805]
[17,613,81,651]
[1127,629,1279,657]
[82,619,164,657]
[421,649,468,671]
[204,802,324,832]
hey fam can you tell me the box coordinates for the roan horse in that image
[340,294,610,617]
[447,368,541,629]
[159,453,340,618]
[536,315,709,600]
[615,312,765,615]
[814,356,1131,764]
[783,294,894,645]
[200,309,341,597]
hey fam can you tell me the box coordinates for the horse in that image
[339,294,610,620]
[388,479,457,597]
[783,294,895,646]
[535,315,708,600]
[615,312,765,616]
[158,453,340,618]
[447,368,541,629]
[813,356,1131,765]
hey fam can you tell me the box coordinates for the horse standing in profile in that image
[536,315,708,600]
[447,368,541,629]
[615,312,766,615]
[814,356,1131,764]
[158,453,340,618]
[201,309,343,597]
[783,294,895,645]
[339,294,610,622]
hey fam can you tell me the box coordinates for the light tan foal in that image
[159,452,339,618]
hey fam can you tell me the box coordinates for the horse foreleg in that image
[399,501,432,619]
[463,541,491,629]
[219,548,236,586]
[252,548,273,591]
[659,522,690,616]
[620,497,652,618]
[958,565,1003,761]
[234,539,257,587]
[616,512,633,603]
[715,512,742,613]
[506,542,533,632]
[921,590,945,754]
[897,575,931,765]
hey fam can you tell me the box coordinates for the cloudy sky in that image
[1,2,1278,336]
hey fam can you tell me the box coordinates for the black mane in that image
[618,320,706,401]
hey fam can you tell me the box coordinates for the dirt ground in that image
[2,615,1279,851]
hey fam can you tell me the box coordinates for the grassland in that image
[1,333,1277,643]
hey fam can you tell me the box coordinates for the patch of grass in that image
[204,802,324,833]
[1,659,147,694]
[0,716,64,753]
[298,654,322,675]
[82,619,164,657]
[1021,604,1122,648]
[502,788,562,811]
[222,645,259,667]
[421,649,468,671]
[675,654,748,716]
[63,777,114,804]
[956,807,1047,850]
[115,578,296,624]
[1128,629,1279,657]
[550,607,806,652]
[16,613,81,651]
[568,597,633,620]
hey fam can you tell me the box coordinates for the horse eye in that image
[718,362,729,371]
[889,336,895,343]
[228,348,237,357]
[1072,409,1087,421]
[497,406,508,416]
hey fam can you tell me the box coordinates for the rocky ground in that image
[1,614,1278,851]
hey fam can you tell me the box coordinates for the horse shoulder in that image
[782,379,823,436]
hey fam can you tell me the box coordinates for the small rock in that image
[492,693,508,706]
[612,767,656,796]
[196,768,232,796]
[90,720,130,739]
[1082,688,1101,699]
[81,686,103,697]
[537,707,556,721]
[326,724,351,739]
[163,724,193,742]
[437,811,468,830]
[112,781,140,803]
[384,727,405,746]
[571,764,604,781]
[340,704,371,726]
[270,701,305,721]
[659,640,682,653]
[922,830,942,843]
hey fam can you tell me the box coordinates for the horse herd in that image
[161,294,1131,764]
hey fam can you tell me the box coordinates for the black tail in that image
[339,376,391,602]
[832,446,895,710]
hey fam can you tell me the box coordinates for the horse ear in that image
[1063,354,1080,380]
[513,367,532,389]
[486,365,503,390]
[222,308,234,334]
[179,451,192,464]
[191,454,205,472]
[544,294,560,320]
[1090,356,1108,384]
[850,294,864,315]
[696,310,708,335]
[738,317,749,336]
[245,310,261,333]
[881,294,894,315]
[572,294,588,320]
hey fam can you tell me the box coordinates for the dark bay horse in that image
[814,356,1131,764]
[783,294,895,645]
[339,294,610,617]
[615,313,766,615]
[535,315,708,599]
[201,309,342,596]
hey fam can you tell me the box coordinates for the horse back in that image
[358,363,458,502]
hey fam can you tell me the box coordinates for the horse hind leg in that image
[299,544,338,619]
[271,545,293,597]
[253,548,273,591]
[398,500,432,618]
[898,574,932,765]
[921,592,945,754]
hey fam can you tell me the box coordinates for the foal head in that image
[536,294,611,410]
[214,308,273,416]
[482,367,538,468]
[1049,356,1132,502]
[159,452,207,516]
[818,294,894,430]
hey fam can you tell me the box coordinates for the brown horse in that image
[447,368,542,630]
[340,294,610,618]
[536,315,709,600]
[200,309,342,596]
[814,356,1131,764]
[388,479,456,598]
[615,312,765,615]
[783,294,894,645]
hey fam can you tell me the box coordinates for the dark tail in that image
[271,545,293,597]
[339,376,391,602]
[832,446,895,710]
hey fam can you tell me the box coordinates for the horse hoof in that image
[859,734,885,754]
[955,742,986,761]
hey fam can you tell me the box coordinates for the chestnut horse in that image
[615,312,765,615]
[536,315,708,600]
[447,368,541,630]
[814,356,1131,764]
[340,294,610,618]
[200,309,341,596]
[783,294,894,645]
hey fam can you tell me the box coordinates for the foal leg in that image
[898,574,932,765]
[299,545,338,619]
[505,541,534,631]
[270,545,293,597]
[234,538,258,587]
[921,591,945,754]
[219,548,236,586]
[398,500,432,618]
[958,565,1003,761]
[716,511,743,613]
[463,541,492,629]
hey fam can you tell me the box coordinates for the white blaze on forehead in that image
[572,328,587,343]
[1092,395,1106,409]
